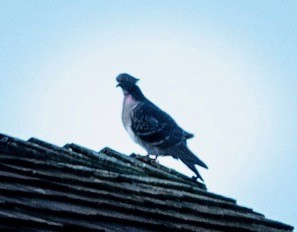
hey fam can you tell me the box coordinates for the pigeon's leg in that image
[135,153,153,163]
[145,152,158,160]
[145,153,157,159]
[145,153,151,158]
[146,154,159,165]
[147,154,159,163]
[130,153,152,162]
[152,155,159,163]
[136,153,159,165]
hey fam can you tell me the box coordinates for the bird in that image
[116,73,208,181]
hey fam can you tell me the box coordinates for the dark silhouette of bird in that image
[116,73,208,181]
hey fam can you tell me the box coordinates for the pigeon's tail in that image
[184,131,194,140]
[169,144,208,181]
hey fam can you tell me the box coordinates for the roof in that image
[0,133,294,231]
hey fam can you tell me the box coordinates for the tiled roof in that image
[0,133,293,231]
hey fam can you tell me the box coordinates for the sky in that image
[0,0,296,227]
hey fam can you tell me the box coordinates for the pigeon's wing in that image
[131,102,184,148]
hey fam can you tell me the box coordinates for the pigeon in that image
[116,73,208,181]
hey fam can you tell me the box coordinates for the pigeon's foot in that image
[139,154,159,162]
[130,153,159,165]
[141,154,153,163]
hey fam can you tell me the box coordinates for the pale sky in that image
[1,0,296,227]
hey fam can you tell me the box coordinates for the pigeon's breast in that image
[122,95,139,143]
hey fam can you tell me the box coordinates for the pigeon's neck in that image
[126,85,145,101]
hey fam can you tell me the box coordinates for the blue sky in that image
[1,0,296,227]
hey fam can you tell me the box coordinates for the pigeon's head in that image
[116,73,139,92]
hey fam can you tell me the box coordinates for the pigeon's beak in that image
[116,82,121,87]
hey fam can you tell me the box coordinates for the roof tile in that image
[0,133,294,231]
